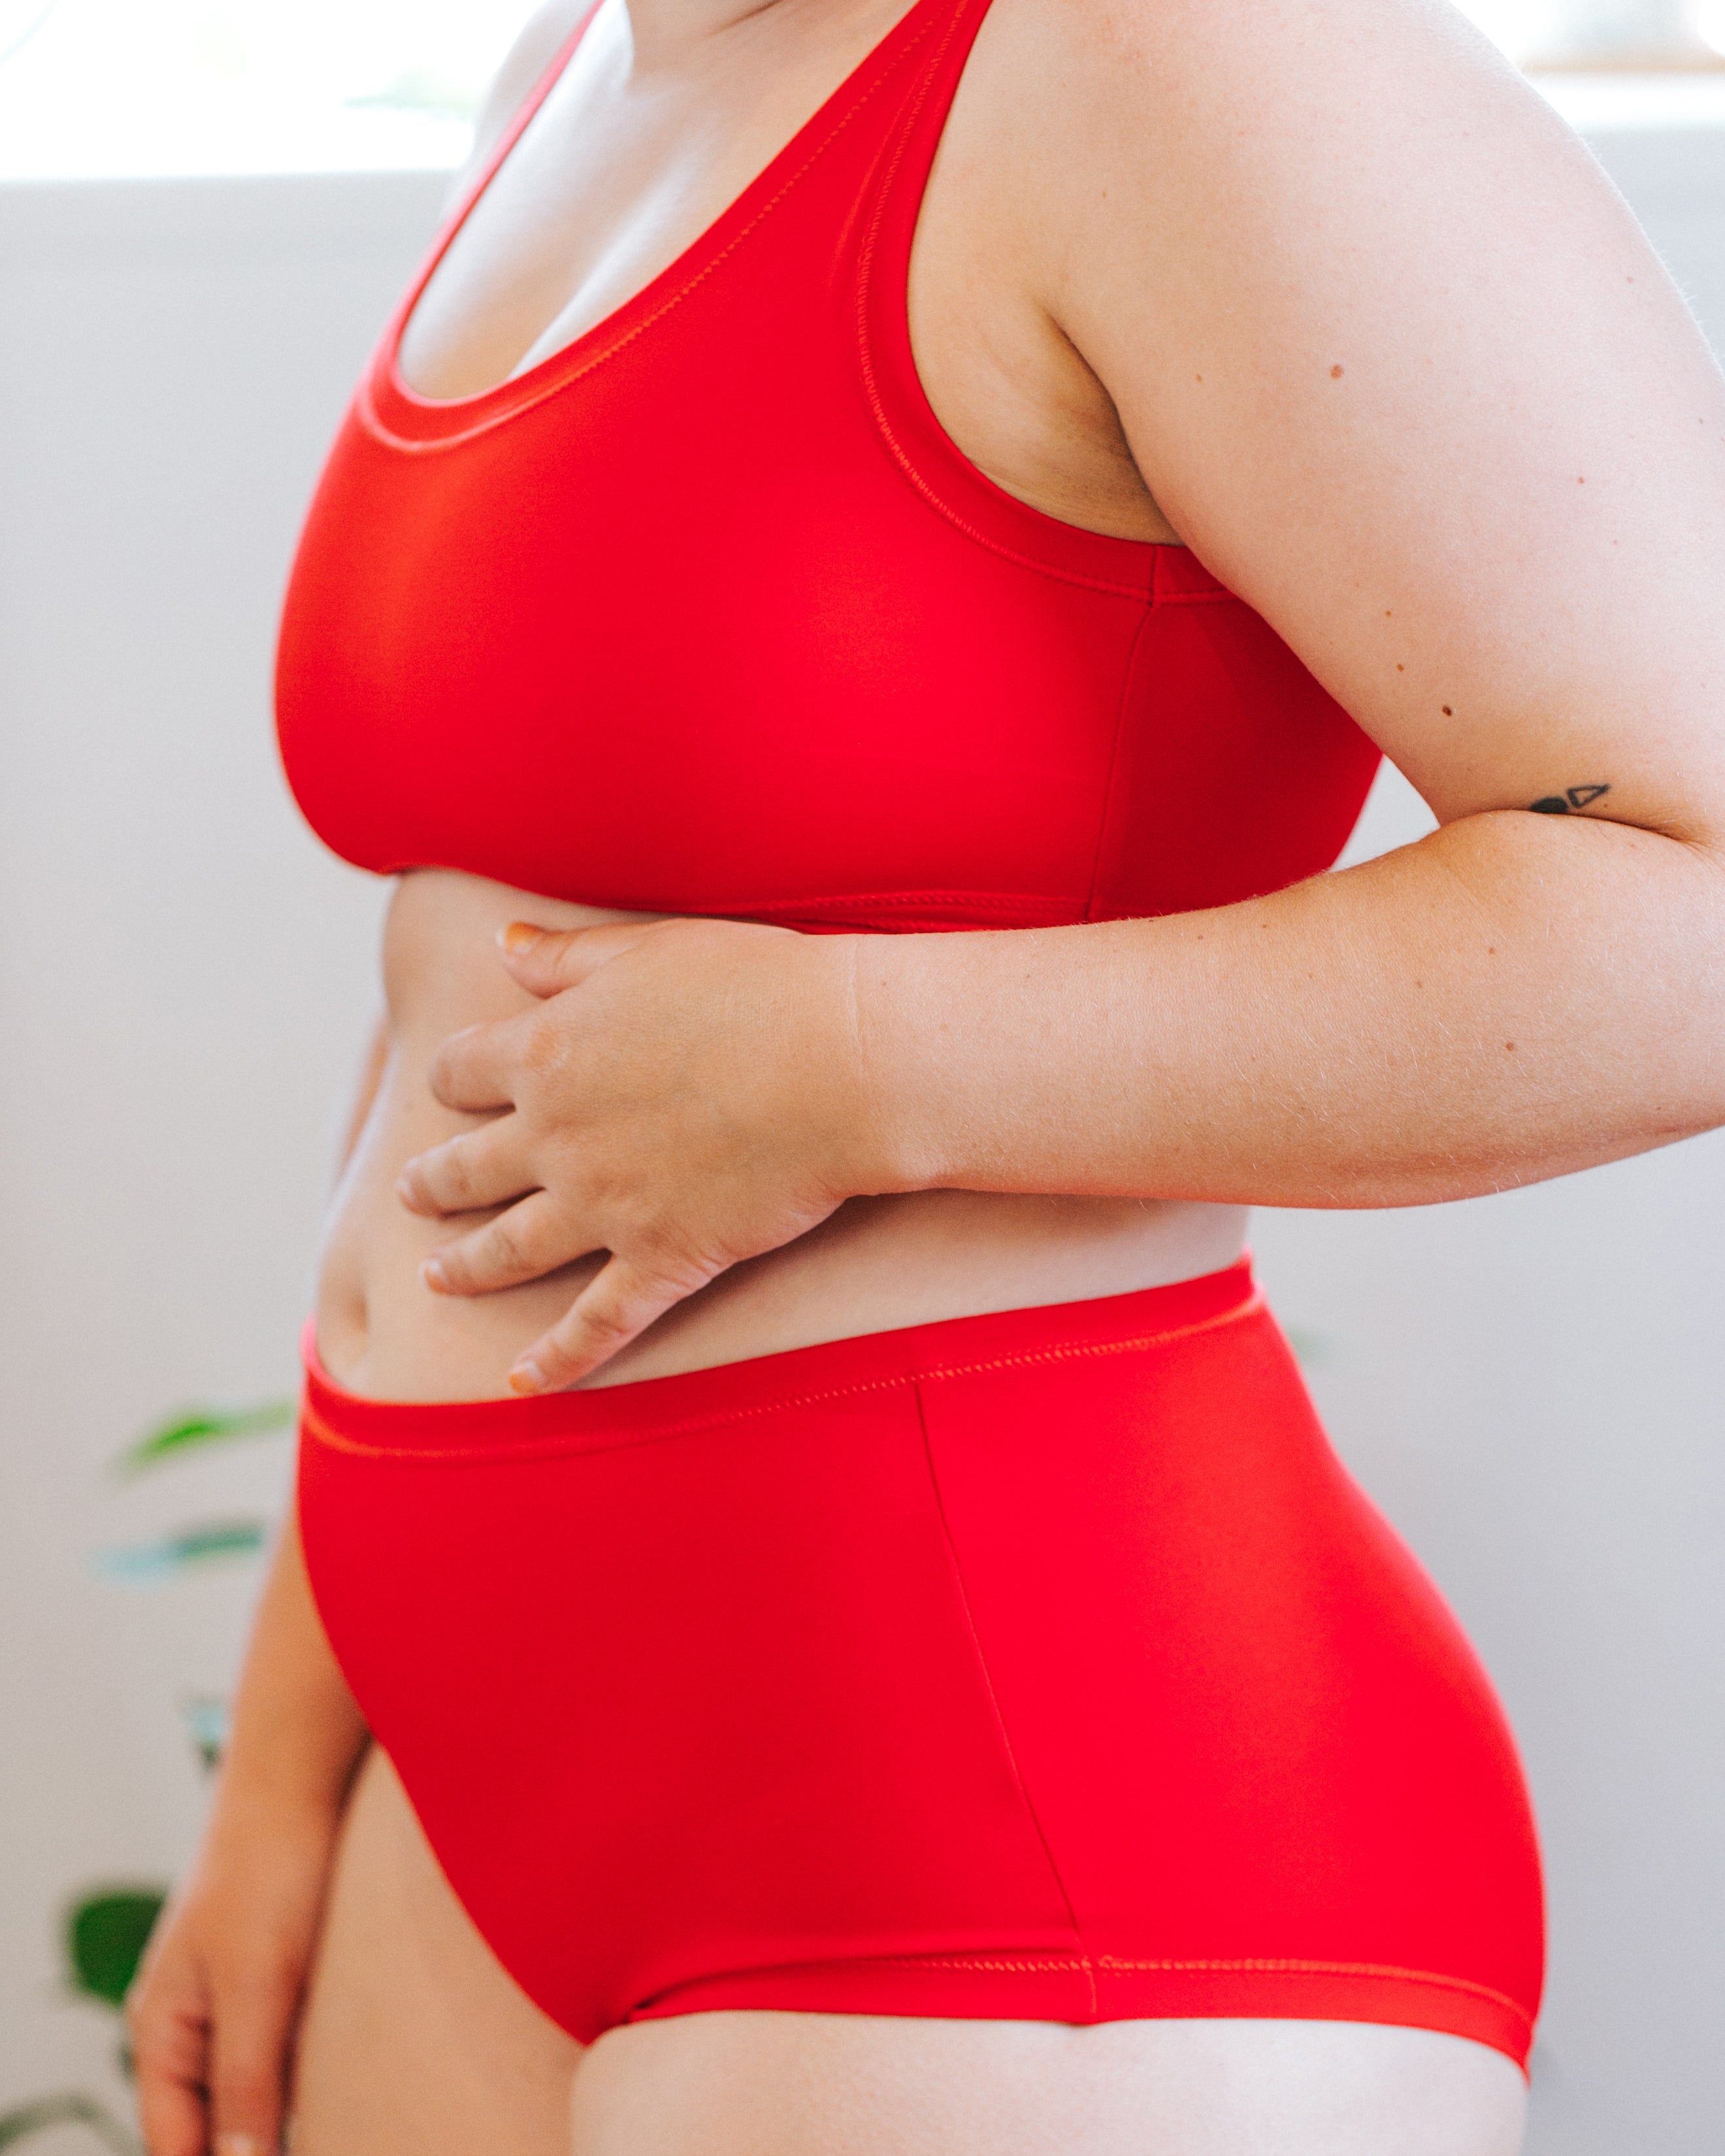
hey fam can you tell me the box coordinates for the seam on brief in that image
[631,1951,1532,2036]
[910,1378,1099,2016]
[300,1292,1265,1466]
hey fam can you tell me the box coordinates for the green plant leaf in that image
[0,2094,140,2154]
[112,1399,293,1477]
[179,1693,229,1772]
[95,1518,269,1581]
[66,1889,166,2008]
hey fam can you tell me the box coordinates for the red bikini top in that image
[276,0,1379,934]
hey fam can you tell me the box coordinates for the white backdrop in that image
[1,127,1721,2152]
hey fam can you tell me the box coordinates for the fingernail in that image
[216,2137,267,2156]
[508,1359,546,1395]
[421,1257,448,1291]
[500,921,545,955]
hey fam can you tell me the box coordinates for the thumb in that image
[495,919,654,998]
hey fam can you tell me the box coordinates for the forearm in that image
[131,1518,365,2156]
[193,1016,382,1834]
[206,1512,368,1837]
[861,810,1725,1209]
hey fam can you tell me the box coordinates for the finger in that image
[208,1974,297,2156]
[422,1191,585,1297]
[397,1117,532,1218]
[495,919,659,998]
[129,1986,214,2156]
[426,1018,523,1115]
[508,1249,721,1392]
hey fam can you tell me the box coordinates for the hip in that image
[297,1258,1545,2059]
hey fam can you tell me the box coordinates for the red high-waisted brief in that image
[299,1261,1544,2065]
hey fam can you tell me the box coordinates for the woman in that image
[126,0,1725,2146]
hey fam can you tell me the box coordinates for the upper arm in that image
[1034,0,1725,849]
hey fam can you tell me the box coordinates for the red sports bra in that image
[276,0,1379,934]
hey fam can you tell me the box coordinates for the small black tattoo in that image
[1530,784,1610,814]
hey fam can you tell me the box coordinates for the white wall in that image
[1,127,1720,2151]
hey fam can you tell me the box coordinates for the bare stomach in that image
[312,869,1248,1401]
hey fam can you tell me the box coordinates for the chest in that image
[398,0,1172,542]
[274,0,1379,928]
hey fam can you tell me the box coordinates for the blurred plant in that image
[179,1693,231,1772]
[1,1392,289,2146]
[66,1889,169,2011]
[0,2095,138,2155]
[102,1392,291,1768]
[97,1517,269,1581]
[111,1397,293,1478]
[0,1888,165,2152]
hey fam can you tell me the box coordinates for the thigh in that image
[291,1744,582,2156]
[569,2012,1527,2156]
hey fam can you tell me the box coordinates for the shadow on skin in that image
[570,2008,1528,2155]
[289,1748,1526,2156]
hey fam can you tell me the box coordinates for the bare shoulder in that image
[986,0,1725,841]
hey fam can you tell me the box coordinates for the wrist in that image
[832,930,959,1195]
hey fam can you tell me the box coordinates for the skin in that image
[127,0,1725,2148]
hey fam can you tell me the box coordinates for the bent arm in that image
[130,1022,383,2156]
[220,1013,387,1806]
[854,0,1725,1211]
[215,1511,369,1825]
[862,807,1725,1209]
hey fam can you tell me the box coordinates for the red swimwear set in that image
[278,0,1545,2068]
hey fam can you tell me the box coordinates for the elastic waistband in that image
[300,1258,1261,1466]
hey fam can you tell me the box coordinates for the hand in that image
[396,916,883,1391]
[127,1795,342,2156]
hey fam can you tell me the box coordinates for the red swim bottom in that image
[298,1260,1543,2065]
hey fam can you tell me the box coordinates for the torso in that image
[303,0,1364,1401]
[315,872,1246,1399]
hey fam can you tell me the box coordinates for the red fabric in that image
[274,0,1380,934]
[298,1262,1544,2066]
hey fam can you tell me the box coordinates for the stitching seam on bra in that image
[740,889,1073,916]
[363,10,942,455]
[301,1291,1264,1465]
[910,1379,1098,2015]
[852,10,1158,602]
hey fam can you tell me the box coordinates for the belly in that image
[312,869,1248,1401]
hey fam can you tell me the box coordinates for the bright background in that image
[1,5,1722,2155]
[3,0,1725,175]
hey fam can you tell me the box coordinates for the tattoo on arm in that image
[1530,785,1610,814]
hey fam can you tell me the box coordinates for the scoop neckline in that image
[359,0,1209,584]
[371,0,940,439]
